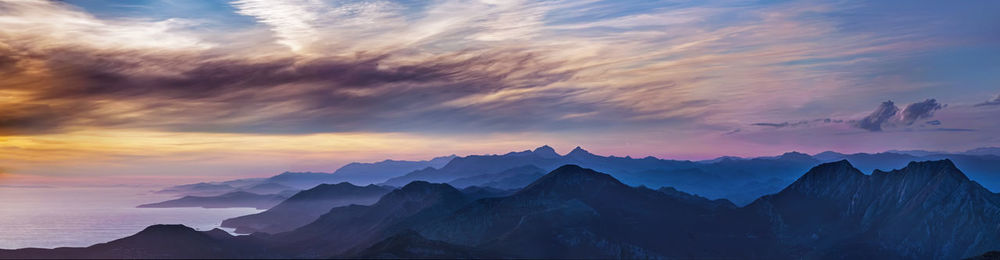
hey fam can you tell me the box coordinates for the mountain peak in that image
[133,224,202,238]
[532,145,560,158]
[786,160,865,195]
[566,146,593,157]
[879,159,969,182]
[518,165,625,196]
[384,181,465,203]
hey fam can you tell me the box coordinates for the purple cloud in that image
[853,101,900,131]
[899,99,943,125]
[974,94,1000,107]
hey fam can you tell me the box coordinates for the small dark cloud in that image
[853,100,899,131]
[753,122,793,128]
[724,128,741,135]
[931,128,975,132]
[925,120,942,126]
[899,99,943,125]
[752,118,844,128]
[974,94,1000,107]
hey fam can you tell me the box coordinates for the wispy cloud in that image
[0,0,998,178]
[974,94,1000,107]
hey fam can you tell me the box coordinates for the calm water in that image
[0,186,262,249]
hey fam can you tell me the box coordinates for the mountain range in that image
[5,159,1000,259]
[221,182,392,234]
[137,191,289,210]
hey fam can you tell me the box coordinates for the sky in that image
[0,0,998,184]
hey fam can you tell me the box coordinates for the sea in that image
[0,186,263,249]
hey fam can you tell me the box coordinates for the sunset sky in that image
[1,0,998,184]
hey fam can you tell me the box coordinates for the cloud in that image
[752,118,844,128]
[0,0,985,138]
[899,99,943,125]
[851,99,947,132]
[854,101,900,131]
[974,94,1000,107]
[900,99,945,125]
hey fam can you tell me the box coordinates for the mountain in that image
[356,230,504,258]
[447,165,544,190]
[747,160,1000,259]
[965,147,1000,156]
[331,156,456,185]
[381,146,585,186]
[264,181,471,258]
[11,161,1000,259]
[221,182,391,234]
[158,156,455,197]
[812,151,1000,192]
[887,149,950,157]
[412,165,777,259]
[154,182,235,196]
[657,186,736,209]
[458,186,515,200]
[634,152,820,205]
[239,182,297,195]
[381,145,814,205]
[0,225,271,259]
[137,191,287,210]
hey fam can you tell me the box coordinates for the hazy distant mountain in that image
[383,145,811,203]
[0,225,271,259]
[137,191,287,210]
[156,146,1000,206]
[964,147,1000,156]
[447,165,544,189]
[222,182,391,234]
[886,149,950,157]
[239,182,298,195]
[158,156,455,197]
[748,160,1000,259]
[381,145,582,186]
[331,156,456,185]
[155,182,236,196]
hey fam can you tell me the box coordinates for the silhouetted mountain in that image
[154,182,235,196]
[657,186,736,209]
[11,161,1000,259]
[356,230,504,258]
[266,181,471,258]
[137,191,287,210]
[530,145,561,158]
[0,225,269,259]
[413,165,777,259]
[748,160,1000,259]
[966,251,1000,260]
[222,182,391,234]
[812,151,1000,192]
[458,186,515,200]
[447,165,544,189]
